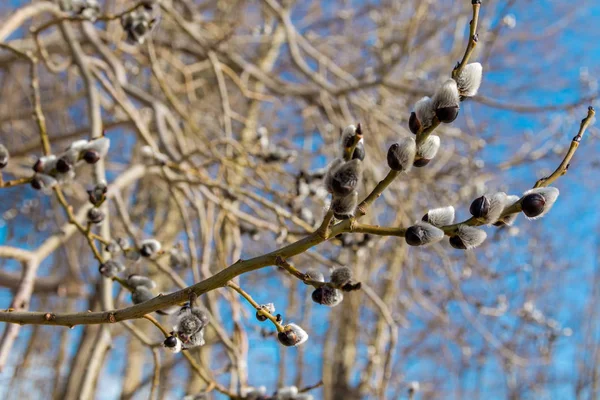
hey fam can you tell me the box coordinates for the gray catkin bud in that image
[31,173,58,191]
[173,306,210,347]
[521,187,559,220]
[0,144,9,169]
[387,137,416,172]
[311,286,344,307]
[69,0,100,21]
[432,80,460,123]
[405,222,445,246]
[98,260,125,277]
[423,206,455,227]
[331,191,358,220]
[277,323,308,347]
[416,135,441,161]
[131,286,154,304]
[456,62,483,97]
[275,386,299,399]
[140,239,162,257]
[305,269,325,282]
[453,225,487,249]
[481,192,507,224]
[127,274,157,289]
[414,97,435,130]
[83,137,110,159]
[340,124,358,157]
[33,155,57,174]
[325,159,362,197]
[433,79,460,109]
[330,266,353,287]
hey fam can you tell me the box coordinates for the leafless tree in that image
[0,1,596,399]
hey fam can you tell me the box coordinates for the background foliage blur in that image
[0,0,599,399]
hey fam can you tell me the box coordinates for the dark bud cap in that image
[83,150,100,164]
[387,143,402,171]
[56,157,72,173]
[421,213,429,223]
[405,225,425,246]
[33,159,44,173]
[352,142,365,161]
[470,195,490,218]
[256,310,267,322]
[409,112,421,134]
[521,193,546,218]
[163,335,178,348]
[449,235,467,250]
[413,158,431,168]
[435,106,459,123]
[31,177,43,190]
[277,331,298,347]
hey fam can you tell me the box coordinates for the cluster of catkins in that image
[239,385,314,400]
[121,1,161,44]
[30,137,110,191]
[324,125,365,219]
[308,266,361,308]
[403,186,559,249]
[163,303,210,353]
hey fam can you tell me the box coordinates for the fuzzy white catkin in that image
[457,225,487,249]
[331,190,358,218]
[432,79,460,109]
[127,274,156,290]
[483,192,507,224]
[324,158,344,191]
[426,206,455,226]
[414,96,435,128]
[287,323,308,346]
[340,124,357,156]
[84,137,110,158]
[457,63,483,97]
[417,135,440,160]
[522,187,560,219]
[67,139,89,152]
[406,222,445,246]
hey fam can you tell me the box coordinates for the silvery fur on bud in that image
[31,173,58,191]
[127,274,157,290]
[450,225,487,249]
[471,192,507,224]
[410,97,435,134]
[139,239,162,257]
[87,207,105,224]
[415,135,440,167]
[131,286,154,304]
[422,206,455,227]
[98,260,125,278]
[404,222,445,246]
[432,80,460,123]
[311,286,344,307]
[331,190,358,220]
[456,62,483,97]
[325,159,362,197]
[277,323,308,347]
[330,266,353,287]
[173,305,210,350]
[305,269,325,283]
[521,187,559,219]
